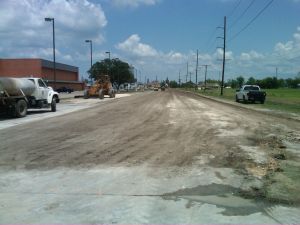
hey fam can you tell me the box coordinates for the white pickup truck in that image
[0,77,59,117]
[235,85,266,104]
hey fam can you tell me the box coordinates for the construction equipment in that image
[84,75,116,99]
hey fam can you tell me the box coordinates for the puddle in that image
[162,183,280,219]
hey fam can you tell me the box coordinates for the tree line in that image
[168,75,300,89]
[227,75,300,89]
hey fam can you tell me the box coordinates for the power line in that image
[228,0,275,42]
[228,0,256,31]
[227,0,242,18]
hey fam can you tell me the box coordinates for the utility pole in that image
[179,71,181,87]
[221,16,227,96]
[139,70,141,84]
[202,65,210,91]
[186,62,189,83]
[276,67,278,79]
[196,50,199,90]
[189,72,192,83]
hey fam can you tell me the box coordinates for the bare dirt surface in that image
[0,90,299,223]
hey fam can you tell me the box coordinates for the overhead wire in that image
[228,0,256,31]
[228,0,275,42]
[227,0,243,18]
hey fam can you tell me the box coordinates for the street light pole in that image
[105,51,111,81]
[45,17,56,89]
[85,40,93,84]
[115,58,120,89]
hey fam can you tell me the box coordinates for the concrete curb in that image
[180,90,300,122]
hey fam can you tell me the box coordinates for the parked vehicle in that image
[235,85,266,104]
[56,86,74,93]
[0,77,59,117]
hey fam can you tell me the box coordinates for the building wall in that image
[42,68,78,81]
[0,58,84,91]
[0,59,42,77]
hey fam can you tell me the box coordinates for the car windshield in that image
[1,1,300,224]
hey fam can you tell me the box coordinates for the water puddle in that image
[161,183,279,218]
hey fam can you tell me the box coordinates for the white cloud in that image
[240,51,264,61]
[116,34,158,57]
[0,0,107,67]
[111,0,161,8]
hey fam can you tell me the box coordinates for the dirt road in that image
[0,90,299,223]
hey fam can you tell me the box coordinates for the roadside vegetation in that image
[168,75,300,114]
[197,88,300,114]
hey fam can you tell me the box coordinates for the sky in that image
[0,0,300,83]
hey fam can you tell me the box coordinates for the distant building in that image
[0,58,84,90]
[198,82,220,89]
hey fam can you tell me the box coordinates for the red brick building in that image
[0,58,84,90]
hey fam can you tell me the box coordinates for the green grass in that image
[264,160,300,204]
[183,88,300,114]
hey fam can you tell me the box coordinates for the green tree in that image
[246,77,256,85]
[236,76,245,87]
[88,58,135,87]
[169,80,178,88]
[227,79,238,88]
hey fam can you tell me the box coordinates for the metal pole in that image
[90,41,93,84]
[90,41,92,77]
[204,65,208,91]
[196,50,199,90]
[105,51,112,83]
[52,19,56,89]
[186,62,188,83]
[221,16,227,96]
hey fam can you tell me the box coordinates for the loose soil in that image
[0,90,299,204]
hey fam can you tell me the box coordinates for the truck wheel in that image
[108,89,113,98]
[243,95,247,103]
[99,89,104,99]
[84,90,89,99]
[51,98,56,112]
[15,99,27,118]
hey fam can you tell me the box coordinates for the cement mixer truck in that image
[0,77,59,118]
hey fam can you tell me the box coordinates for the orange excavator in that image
[84,75,116,99]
